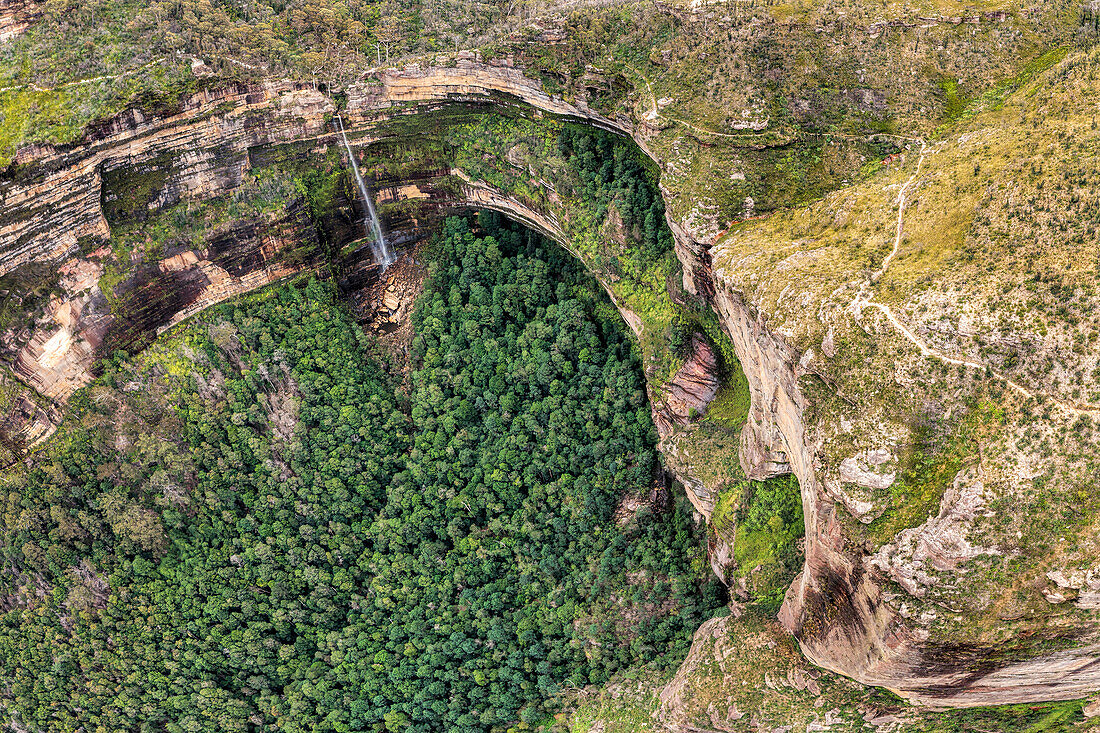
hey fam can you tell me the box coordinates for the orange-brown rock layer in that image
[0,0,40,41]
[652,335,720,438]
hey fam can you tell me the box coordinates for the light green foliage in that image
[704,378,750,429]
[565,675,668,733]
[914,700,1091,733]
[938,77,968,123]
[932,45,1070,136]
[861,399,1001,549]
[703,472,806,612]
[0,4,196,166]
[0,87,89,168]
[0,0,511,166]
[709,480,744,539]
[732,475,804,612]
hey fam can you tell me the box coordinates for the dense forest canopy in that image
[0,213,722,731]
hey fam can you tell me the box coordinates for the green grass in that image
[932,45,1070,138]
[865,439,964,549]
[698,316,750,428]
[709,473,805,610]
[867,400,1005,548]
[710,482,744,538]
[939,77,969,123]
[0,88,82,168]
[917,699,1089,733]
[704,378,750,428]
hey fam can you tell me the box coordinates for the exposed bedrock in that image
[0,0,41,41]
[2,61,1097,707]
[654,335,720,437]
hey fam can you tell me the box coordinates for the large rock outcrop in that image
[653,335,720,438]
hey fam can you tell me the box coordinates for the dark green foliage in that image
[101,153,175,224]
[0,279,409,732]
[372,213,721,729]
[667,314,694,357]
[557,124,675,266]
[0,261,60,336]
[0,216,721,732]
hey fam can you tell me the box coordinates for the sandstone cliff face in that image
[2,197,319,404]
[653,335,720,438]
[0,0,40,41]
[0,81,334,275]
[11,254,111,399]
[679,206,1100,707]
[3,58,1099,708]
[0,58,649,279]
[651,335,724,519]
[347,58,628,132]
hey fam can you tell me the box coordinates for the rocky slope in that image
[3,0,1100,717]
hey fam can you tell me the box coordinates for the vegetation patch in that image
[100,153,175,224]
[0,260,61,339]
[0,214,723,732]
[912,699,1088,733]
[865,399,1004,549]
[732,474,805,611]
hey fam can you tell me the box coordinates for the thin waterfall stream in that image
[335,115,395,270]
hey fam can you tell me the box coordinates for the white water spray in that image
[335,115,395,270]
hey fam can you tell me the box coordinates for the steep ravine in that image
[2,61,1098,710]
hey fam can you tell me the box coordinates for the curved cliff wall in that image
[3,60,1100,709]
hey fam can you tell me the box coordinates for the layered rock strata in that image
[0,0,40,41]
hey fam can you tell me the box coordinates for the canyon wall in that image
[2,60,1098,709]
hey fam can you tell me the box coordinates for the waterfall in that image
[334,115,395,270]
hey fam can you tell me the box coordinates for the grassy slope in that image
[713,43,1100,647]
